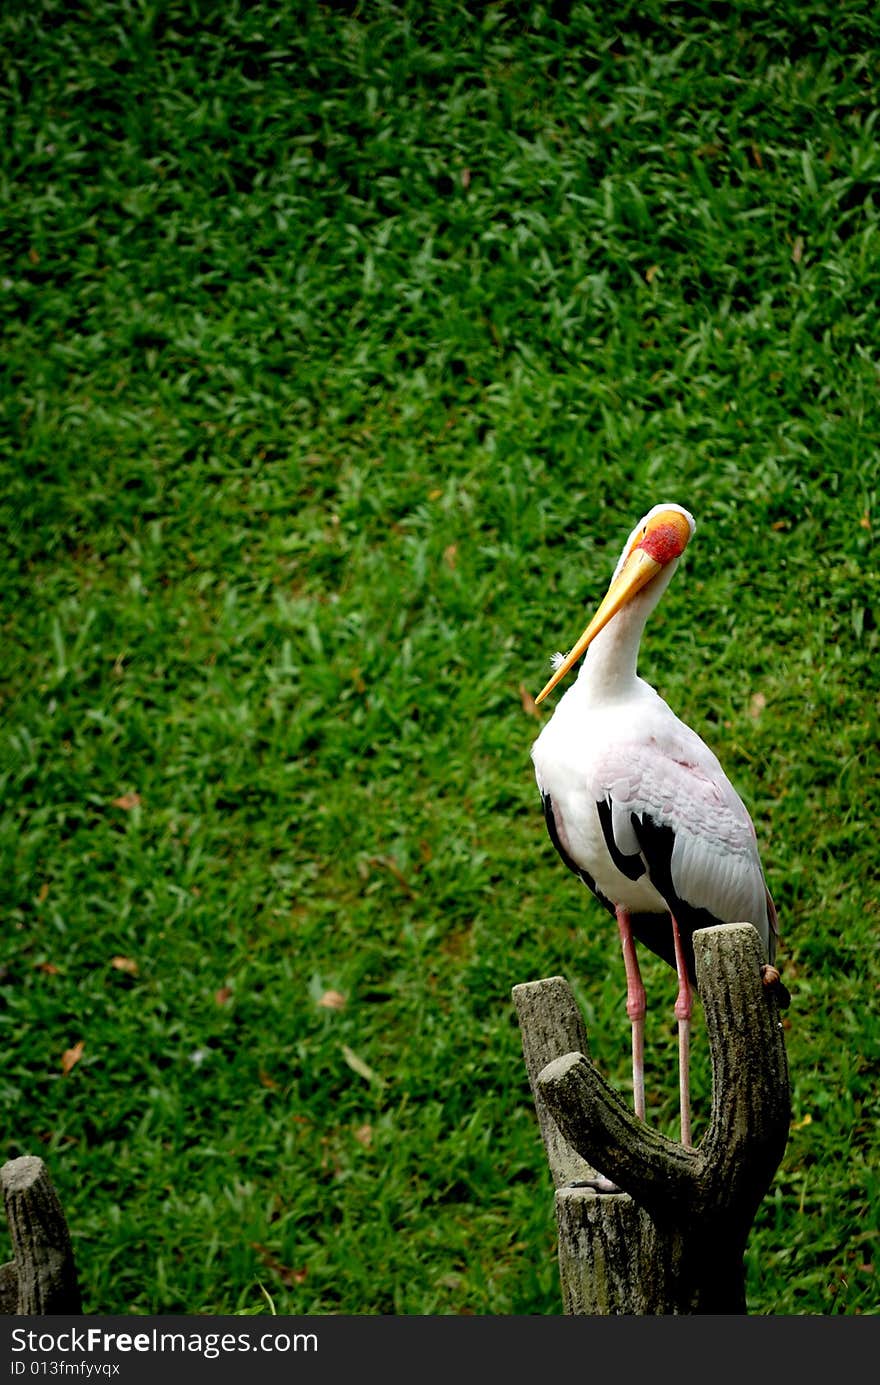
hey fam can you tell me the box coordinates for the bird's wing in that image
[592,728,771,946]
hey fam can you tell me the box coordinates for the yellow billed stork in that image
[531,503,782,1150]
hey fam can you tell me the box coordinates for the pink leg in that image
[670,913,693,1148]
[616,906,646,1122]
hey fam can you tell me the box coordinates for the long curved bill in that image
[534,546,663,705]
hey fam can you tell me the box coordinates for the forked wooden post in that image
[0,1157,81,1314]
[513,922,790,1314]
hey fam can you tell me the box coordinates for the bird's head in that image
[535,503,696,705]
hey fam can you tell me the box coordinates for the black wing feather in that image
[628,813,724,985]
[541,792,734,988]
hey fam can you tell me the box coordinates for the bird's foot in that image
[568,1175,622,1194]
[760,964,791,1010]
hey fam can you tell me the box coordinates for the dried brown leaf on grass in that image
[61,1040,85,1075]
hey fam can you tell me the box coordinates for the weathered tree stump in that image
[514,922,790,1314]
[0,1156,81,1314]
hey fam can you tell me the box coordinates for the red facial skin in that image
[635,521,688,566]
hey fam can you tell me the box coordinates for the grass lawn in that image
[2,1,878,1315]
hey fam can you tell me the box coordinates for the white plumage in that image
[533,680,774,947]
[531,503,780,1148]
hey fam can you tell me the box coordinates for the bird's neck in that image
[577,603,643,702]
[576,567,674,706]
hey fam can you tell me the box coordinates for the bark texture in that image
[513,922,790,1315]
[0,1156,82,1314]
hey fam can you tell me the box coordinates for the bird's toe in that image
[568,1175,622,1194]
[760,964,791,1010]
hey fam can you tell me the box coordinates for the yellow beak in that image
[534,508,692,705]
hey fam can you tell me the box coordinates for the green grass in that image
[2,0,879,1315]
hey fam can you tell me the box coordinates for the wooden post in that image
[0,1156,82,1314]
[513,922,790,1314]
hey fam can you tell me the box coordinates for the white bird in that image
[531,503,782,1150]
